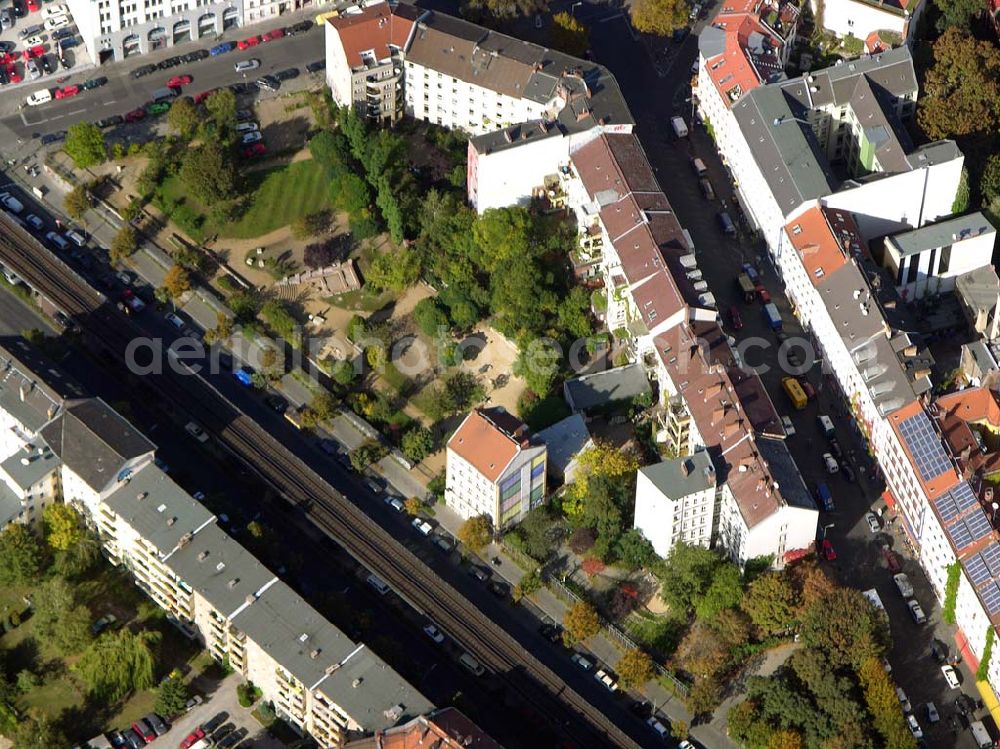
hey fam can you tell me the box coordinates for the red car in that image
[166,74,192,88]
[180,728,205,749]
[756,285,771,304]
[262,27,284,41]
[22,45,44,60]
[237,35,261,49]
[0,52,12,66]
[800,378,817,401]
[54,85,79,99]
[882,545,901,573]
[821,539,837,561]
[242,143,267,158]
[125,107,146,123]
[193,89,216,105]
[6,65,22,83]
[728,305,743,330]
[131,720,156,743]
[26,0,39,10]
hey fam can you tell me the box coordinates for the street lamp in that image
[571,1,582,16]
[772,115,812,127]
[820,522,834,540]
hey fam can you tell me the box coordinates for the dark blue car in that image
[210,41,235,56]
[234,366,254,387]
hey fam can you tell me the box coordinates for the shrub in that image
[569,527,596,555]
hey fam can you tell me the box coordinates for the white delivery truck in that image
[671,116,689,138]
[970,720,992,748]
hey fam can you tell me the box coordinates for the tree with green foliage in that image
[556,286,594,340]
[617,648,654,689]
[563,600,601,645]
[401,426,435,463]
[800,588,889,669]
[614,529,656,571]
[55,605,93,654]
[513,335,561,397]
[63,122,107,168]
[917,28,1000,142]
[458,514,493,552]
[630,0,689,35]
[550,11,589,56]
[78,628,161,701]
[335,172,372,216]
[167,97,199,138]
[42,503,83,551]
[413,298,450,338]
[64,185,91,222]
[365,250,421,292]
[291,210,330,240]
[694,563,744,620]
[933,0,984,31]
[741,572,797,636]
[53,529,100,578]
[349,440,388,472]
[180,142,237,206]
[12,710,69,749]
[0,524,43,585]
[658,542,722,615]
[204,89,237,132]
[32,577,92,653]
[110,224,139,264]
[516,506,562,562]
[981,154,1000,206]
[155,677,190,718]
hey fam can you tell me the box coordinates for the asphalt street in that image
[0,14,326,145]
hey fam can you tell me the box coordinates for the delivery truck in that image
[763,302,782,331]
[970,720,992,749]
[671,116,688,138]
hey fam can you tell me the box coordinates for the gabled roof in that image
[0,337,82,434]
[0,439,60,492]
[343,708,501,749]
[447,408,528,483]
[326,3,418,68]
[40,399,155,492]
[784,204,856,288]
[571,133,660,207]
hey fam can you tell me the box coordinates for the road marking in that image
[597,11,624,22]
[66,108,86,116]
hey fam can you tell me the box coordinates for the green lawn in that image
[155,158,333,242]
[224,159,332,239]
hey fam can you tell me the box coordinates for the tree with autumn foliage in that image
[581,556,605,577]
[163,265,191,299]
[917,28,1000,142]
[562,600,601,645]
[616,648,654,689]
[550,12,589,57]
[858,656,918,749]
[630,0,689,36]
[741,572,797,636]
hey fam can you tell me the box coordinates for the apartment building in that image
[0,343,433,748]
[814,0,924,45]
[323,3,421,124]
[633,452,717,556]
[880,212,997,300]
[444,407,548,530]
[445,407,546,529]
[344,707,501,749]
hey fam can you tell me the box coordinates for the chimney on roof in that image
[18,380,31,402]
[352,678,363,688]
[310,649,320,659]
[227,578,239,589]
[705,383,723,400]
[757,479,767,492]
[712,407,725,424]
[681,459,693,477]
[724,421,740,438]
[167,516,176,526]
[904,345,917,357]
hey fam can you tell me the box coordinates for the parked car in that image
[255,74,280,91]
[594,668,619,692]
[131,719,155,743]
[897,687,912,713]
[906,715,923,739]
[180,728,205,749]
[144,714,167,736]
[209,41,235,55]
[237,34,261,49]
[646,716,670,740]
[468,566,489,583]
[941,664,960,689]
[124,107,146,122]
[539,622,563,644]
[305,59,325,73]
[43,5,68,19]
[157,55,182,69]
[96,114,123,128]
[728,304,743,330]
[90,613,117,635]
[423,622,445,644]
[571,652,595,671]
[262,27,285,41]
[242,143,267,159]
[185,421,208,443]
[275,67,298,80]
[699,177,715,200]
[384,496,404,513]
[926,702,940,724]
[865,512,881,533]
[263,394,287,414]
[241,131,263,145]
[487,580,509,598]
[183,49,209,62]
[820,538,837,561]
[121,729,144,749]
[233,58,260,72]
[166,74,191,87]
[781,415,795,436]
[54,84,79,99]
[893,573,914,598]
[882,544,901,573]
[82,76,107,89]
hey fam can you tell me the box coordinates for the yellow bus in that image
[782,377,808,410]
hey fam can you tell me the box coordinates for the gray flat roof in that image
[317,644,434,732]
[756,435,815,510]
[104,463,215,557]
[0,439,60,491]
[889,212,995,258]
[0,482,21,527]
[164,523,277,620]
[818,261,915,415]
[805,46,917,109]
[906,140,962,169]
[732,85,838,215]
[232,580,355,689]
[563,363,651,412]
[639,451,715,500]
[40,399,156,492]
[0,338,82,434]
[536,414,591,477]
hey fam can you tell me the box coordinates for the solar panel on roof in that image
[948,521,973,550]
[933,494,962,524]
[898,412,952,482]
[982,543,1000,578]
[982,581,1000,616]
[965,512,992,543]
[966,554,991,587]
[950,483,978,513]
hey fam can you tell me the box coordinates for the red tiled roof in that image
[630,270,686,332]
[327,4,416,68]
[447,408,527,483]
[784,205,860,288]
[571,133,659,201]
[346,708,502,749]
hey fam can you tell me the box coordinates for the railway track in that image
[0,217,642,749]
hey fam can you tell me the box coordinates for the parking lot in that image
[123,674,285,749]
[0,0,93,90]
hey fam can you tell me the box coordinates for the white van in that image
[366,573,390,596]
[235,121,259,134]
[817,415,836,439]
[459,653,485,676]
[822,453,838,473]
[26,89,52,107]
[46,231,69,251]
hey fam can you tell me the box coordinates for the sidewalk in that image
[425,500,736,748]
